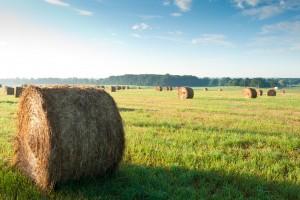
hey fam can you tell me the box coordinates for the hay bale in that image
[5,86,14,95]
[178,87,194,99]
[280,90,285,94]
[125,86,130,90]
[15,87,24,98]
[267,89,276,96]
[155,86,162,91]
[163,86,169,91]
[203,88,208,91]
[169,86,173,91]
[14,86,125,190]
[242,88,257,98]
[0,84,2,88]
[109,86,116,92]
[219,88,223,92]
[257,89,263,96]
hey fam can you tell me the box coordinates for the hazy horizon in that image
[1,0,300,78]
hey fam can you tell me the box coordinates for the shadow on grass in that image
[52,164,299,199]
[0,101,17,104]
[118,107,137,112]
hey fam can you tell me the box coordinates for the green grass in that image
[0,87,299,199]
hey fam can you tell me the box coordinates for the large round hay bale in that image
[14,86,125,190]
[203,88,208,91]
[109,86,116,92]
[155,86,162,91]
[15,87,24,98]
[178,87,194,99]
[280,90,285,94]
[257,89,263,96]
[163,86,169,91]
[267,89,276,96]
[5,86,14,95]
[242,88,257,98]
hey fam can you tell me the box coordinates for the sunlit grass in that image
[0,86,299,199]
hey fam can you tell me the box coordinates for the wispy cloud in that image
[192,34,235,47]
[261,21,300,35]
[174,0,193,12]
[132,23,150,31]
[170,12,183,17]
[138,15,162,20]
[45,0,70,7]
[74,9,93,16]
[131,33,144,39]
[233,0,300,19]
[247,20,300,54]
[163,0,171,6]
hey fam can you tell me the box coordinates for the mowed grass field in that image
[0,86,299,199]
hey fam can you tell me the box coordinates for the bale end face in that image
[242,88,257,98]
[267,89,277,96]
[178,87,194,99]
[14,86,125,190]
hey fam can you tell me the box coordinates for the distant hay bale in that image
[163,86,169,91]
[5,86,14,95]
[203,88,208,91]
[0,84,2,88]
[178,87,194,99]
[155,86,162,91]
[116,86,122,90]
[125,86,130,90]
[14,86,125,190]
[15,87,24,98]
[22,84,28,88]
[257,89,263,96]
[109,86,116,92]
[242,88,257,98]
[280,90,285,94]
[169,86,173,91]
[121,86,126,90]
[137,87,141,89]
[219,89,223,92]
[267,89,276,96]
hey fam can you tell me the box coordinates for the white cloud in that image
[174,0,193,12]
[192,34,235,47]
[74,9,93,16]
[261,21,300,34]
[233,0,300,19]
[163,0,171,6]
[132,23,150,31]
[170,12,183,17]
[242,5,284,19]
[45,0,70,7]
[131,33,144,38]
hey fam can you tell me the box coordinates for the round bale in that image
[242,88,257,98]
[280,90,285,94]
[14,86,125,190]
[109,86,116,92]
[257,89,263,96]
[155,86,162,91]
[178,87,194,99]
[203,88,208,91]
[267,89,276,96]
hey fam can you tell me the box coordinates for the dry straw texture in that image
[178,87,194,99]
[155,86,162,91]
[242,88,257,98]
[15,87,24,98]
[267,89,277,96]
[257,89,263,96]
[14,86,125,190]
[5,86,14,95]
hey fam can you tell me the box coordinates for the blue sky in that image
[0,0,299,78]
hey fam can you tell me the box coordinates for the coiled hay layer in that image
[178,87,194,99]
[14,86,125,190]
[242,88,257,98]
[267,89,276,96]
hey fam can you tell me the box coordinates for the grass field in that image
[0,86,299,199]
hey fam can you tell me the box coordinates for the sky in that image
[0,0,300,78]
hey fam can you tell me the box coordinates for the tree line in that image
[1,74,299,88]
